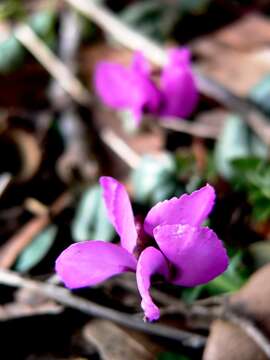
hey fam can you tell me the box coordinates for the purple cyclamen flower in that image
[55,177,228,322]
[94,52,162,124]
[159,48,199,119]
[94,48,198,124]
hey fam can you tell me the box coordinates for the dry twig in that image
[222,311,270,358]
[100,128,141,169]
[0,173,12,198]
[0,269,206,348]
[13,21,142,169]
[159,118,221,139]
[0,192,72,269]
[95,275,270,358]
[14,23,91,106]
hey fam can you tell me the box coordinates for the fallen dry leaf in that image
[231,263,270,334]
[203,320,267,360]
[0,301,62,321]
[204,263,270,360]
[193,13,270,96]
[83,319,162,360]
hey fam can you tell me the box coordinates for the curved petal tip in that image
[136,247,170,322]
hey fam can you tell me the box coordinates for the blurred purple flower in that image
[94,52,162,124]
[159,48,199,118]
[56,177,228,322]
[94,48,198,124]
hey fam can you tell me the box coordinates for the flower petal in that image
[55,240,137,289]
[132,51,151,75]
[129,73,161,124]
[160,47,198,118]
[99,176,138,254]
[94,57,161,124]
[153,224,228,287]
[94,62,134,109]
[144,184,215,236]
[168,47,191,67]
[130,52,161,122]
[136,247,170,321]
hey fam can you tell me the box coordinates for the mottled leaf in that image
[120,0,180,41]
[0,10,56,74]
[0,36,25,73]
[132,153,178,205]
[249,74,270,116]
[16,225,57,272]
[72,185,114,242]
[214,115,251,179]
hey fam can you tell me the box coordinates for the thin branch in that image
[223,311,270,359]
[110,276,183,308]
[65,0,167,66]
[0,301,62,321]
[100,128,141,169]
[1,269,267,355]
[193,74,270,146]
[0,269,206,348]
[12,21,141,169]
[0,192,71,269]
[160,301,270,359]
[14,23,91,106]
[159,118,221,139]
[64,0,270,146]
[49,10,98,182]
[0,173,12,198]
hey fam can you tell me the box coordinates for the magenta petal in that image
[94,57,161,124]
[130,52,161,121]
[94,62,135,109]
[129,73,161,124]
[160,48,198,119]
[132,51,151,75]
[153,224,228,287]
[99,177,138,253]
[168,47,191,67]
[136,247,170,321]
[55,241,137,289]
[144,184,215,236]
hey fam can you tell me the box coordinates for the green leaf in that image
[231,157,270,221]
[181,285,204,303]
[251,134,268,158]
[249,74,270,116]
[132,153,178,205]
[249,241,270,270]
[206,252,246,294]
[251,197,270,222]
[231,157,263,175]
[157,352,190,360]
[119,110,139,134]
[0,36,26,73]
[0,0,25,20]
[29,10,57,49]
[180,0,211,13]
[16,225,57,272]
[0,10,57,74]
[72,185,114,242]
[183,252,247,298]
[120,0,180,41]
[214,115,251,179]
